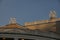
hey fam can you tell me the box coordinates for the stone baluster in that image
[21,38,24,40]
[14,38,18,40]
[3,37,5,40]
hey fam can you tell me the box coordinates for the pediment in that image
[0,23,23,29]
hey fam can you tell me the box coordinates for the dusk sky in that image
[0,0,60,25]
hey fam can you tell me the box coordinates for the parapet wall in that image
[24,18,60,31]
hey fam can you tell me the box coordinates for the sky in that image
[0,0,60,25]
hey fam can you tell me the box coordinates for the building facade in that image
[0,10,60,40]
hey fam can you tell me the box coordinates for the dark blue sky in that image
[0,0,60,25]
